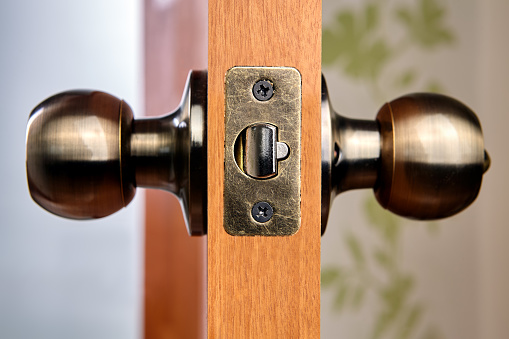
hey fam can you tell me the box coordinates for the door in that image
[143,1,207,338]
[143,0,322,337]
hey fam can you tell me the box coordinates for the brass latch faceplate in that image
[224,67,302,236]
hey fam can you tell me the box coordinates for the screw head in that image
[253,80,274,101]
[251,201,273,223]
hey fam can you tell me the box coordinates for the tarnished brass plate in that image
[224,67,301,236]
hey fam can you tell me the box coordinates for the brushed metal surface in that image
[224,67,302,236]
[26,70,207,235]
[26,90,134,219]
[239,123,278,179]
[321,76,490,233]
[26,70,489,235]
[375,93,488,220]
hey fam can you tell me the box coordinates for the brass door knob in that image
[26,71,490,235]
[25,70,207,235]
[321,76,490,232]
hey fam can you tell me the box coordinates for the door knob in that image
[25,70,207,235]
[321,76,490,232]
[26,70,489,235]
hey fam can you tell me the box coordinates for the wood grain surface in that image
[144,1,207,338]
[207,0,322,337]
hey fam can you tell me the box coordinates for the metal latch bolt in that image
[235,123,290,179]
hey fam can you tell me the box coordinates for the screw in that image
[251,201,273,223]
[253,80,274,101]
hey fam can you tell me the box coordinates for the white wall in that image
[0,1,143,338]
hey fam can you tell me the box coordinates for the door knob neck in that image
[330,115,380,194]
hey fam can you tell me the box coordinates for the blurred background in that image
[0,1,143,338]
[1,0,508,338]
[321,1,509,338]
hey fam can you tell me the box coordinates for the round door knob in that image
[26,70,207,235]
[26,90,135,220]
[322,76,490,232]
[375,93,489,220]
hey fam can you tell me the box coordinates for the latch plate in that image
[224,67,302,236]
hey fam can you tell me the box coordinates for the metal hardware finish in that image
[321,75,490,234]
[235,123,290,179]
[26,70,208,235]
[252,80,274,101]
[26,68,490,237]
[251,202,274,223]
[224,67,302,236]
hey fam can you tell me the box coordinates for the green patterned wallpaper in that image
[322,0,457,338]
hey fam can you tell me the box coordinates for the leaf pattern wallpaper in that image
[321,0,482,338]
[323,0,455,99]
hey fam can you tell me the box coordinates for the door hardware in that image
[224,67,302,236]
[26,70,207,235]
[252,80,274,101]
[236,123,290,179]
[320,76,490,234]
[25,68,490,236]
